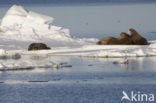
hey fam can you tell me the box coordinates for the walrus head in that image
[120,32,130,39]
[128,28,148,45]
[129,28,138,37]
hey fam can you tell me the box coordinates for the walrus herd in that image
[28,28,148,51]
[96,28,148,45]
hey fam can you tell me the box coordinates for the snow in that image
[0,5,70,41]
[0,5,97,47]
[0,5,28,29]
[11,40,154,57]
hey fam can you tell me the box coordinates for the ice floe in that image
[0,5,156,58]
[0,54,72,71]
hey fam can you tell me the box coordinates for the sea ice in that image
[0,5,156,58]
[0,54,72,71]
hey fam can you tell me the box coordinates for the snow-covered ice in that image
[0,5,96,45]
[15,40,156,57]
[0,5,156,58]
[0,5,69,40]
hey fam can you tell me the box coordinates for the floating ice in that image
[0,55,72,71]
[0,5,70,41]
[0,5,97,48]
[22,41,156,57]
[0,63,6,68]
[113,59,129,64]
[0,49,6,55]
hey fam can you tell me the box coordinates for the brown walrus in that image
[96,32,132,45]
[129,28,148,45]
[96,36,117,45]
[28,43,50,51]
[116,32,132,45]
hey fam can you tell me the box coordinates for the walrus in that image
[129,28,148,45]
[96,32,132,45]
[96,36,117,45]
[28,43,50,51]
[117,32,132,45]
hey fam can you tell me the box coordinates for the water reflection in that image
[29,54,49,61]
[0,55,156,86]
[80,56,156,71]
[0,55,156,73]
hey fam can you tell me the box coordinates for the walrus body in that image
[129,28,148,45]
[28,43,50,51]
[97,32,132,45]
[97,29,148,45]
[96,37,117,45]
[117,32,132,45]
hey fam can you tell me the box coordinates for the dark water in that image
[0,56,156,103]
[0,84,156,103]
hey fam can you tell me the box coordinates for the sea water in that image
[0,56,156,103]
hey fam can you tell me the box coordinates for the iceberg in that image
[0,5,97,49]
[0,5,70,41]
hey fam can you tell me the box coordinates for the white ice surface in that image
[0,54,72,70]
[0,5,70,41]
[12,40,155,57]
